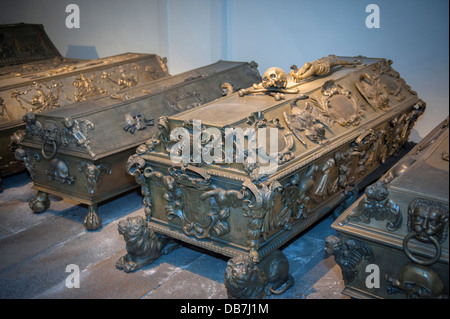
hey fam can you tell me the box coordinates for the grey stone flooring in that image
[0,172,348,300]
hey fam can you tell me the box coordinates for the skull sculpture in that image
[238,67,299,100]
[386,263,447,299]
[46,158,74,185]
[262,67,288,89]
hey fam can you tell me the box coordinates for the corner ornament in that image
[341,180,402,231]
[78,161,112,195]
[325,235,374,284]
[62,116,96,159]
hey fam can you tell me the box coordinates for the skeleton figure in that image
[11,81,62,112]
[238,67,299,100]
[290,54,362,82]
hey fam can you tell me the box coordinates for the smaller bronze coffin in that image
[16,60,261,230]
[331,117,449,299]
[0,23,170,189]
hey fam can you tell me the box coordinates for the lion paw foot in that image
[29,191,50,213]
[84,204,102,230]
[116,257,138,273]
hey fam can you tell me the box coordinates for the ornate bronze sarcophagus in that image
[16,60,261,230]
[1,23,169,190]
[123,55,425,298]
[329,116,448,299]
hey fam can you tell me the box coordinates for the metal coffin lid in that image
[146,56,421,182]
[19,60,262,160]
[0,23,62,67]
[0,52,169,127]
[388,119,449,203]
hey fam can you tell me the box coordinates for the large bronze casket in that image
[0,23,169,188]
[17,60,261,230]
[124,55,425,298]
[329,116,448,299]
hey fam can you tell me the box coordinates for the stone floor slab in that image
[1,172,347,300]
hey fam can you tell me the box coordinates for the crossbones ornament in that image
[238,67,299,101]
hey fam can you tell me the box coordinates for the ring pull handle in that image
[40,119,60,160]
[403,231,441,266]
[41,139,57,160]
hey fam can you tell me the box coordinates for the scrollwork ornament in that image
[283,96,333,147]
[166,91,205,111]
[162,164,242,239]
[126,155,154,218]
[355,71,390,112]
[241,180,283,262]
[310,80,365,127]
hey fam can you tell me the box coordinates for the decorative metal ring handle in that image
[402,231,441,266]
[41,140,57,160]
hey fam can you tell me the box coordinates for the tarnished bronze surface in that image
[0,23,63,67]
[16,60,261,230]
[125,55,425,298]
[0,23,169,189]
[331,117,449,299]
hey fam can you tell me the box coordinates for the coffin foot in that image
[116,216,179,273]
[29,191,50,213]
[84,204,102,230]
[224,250,294,299]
